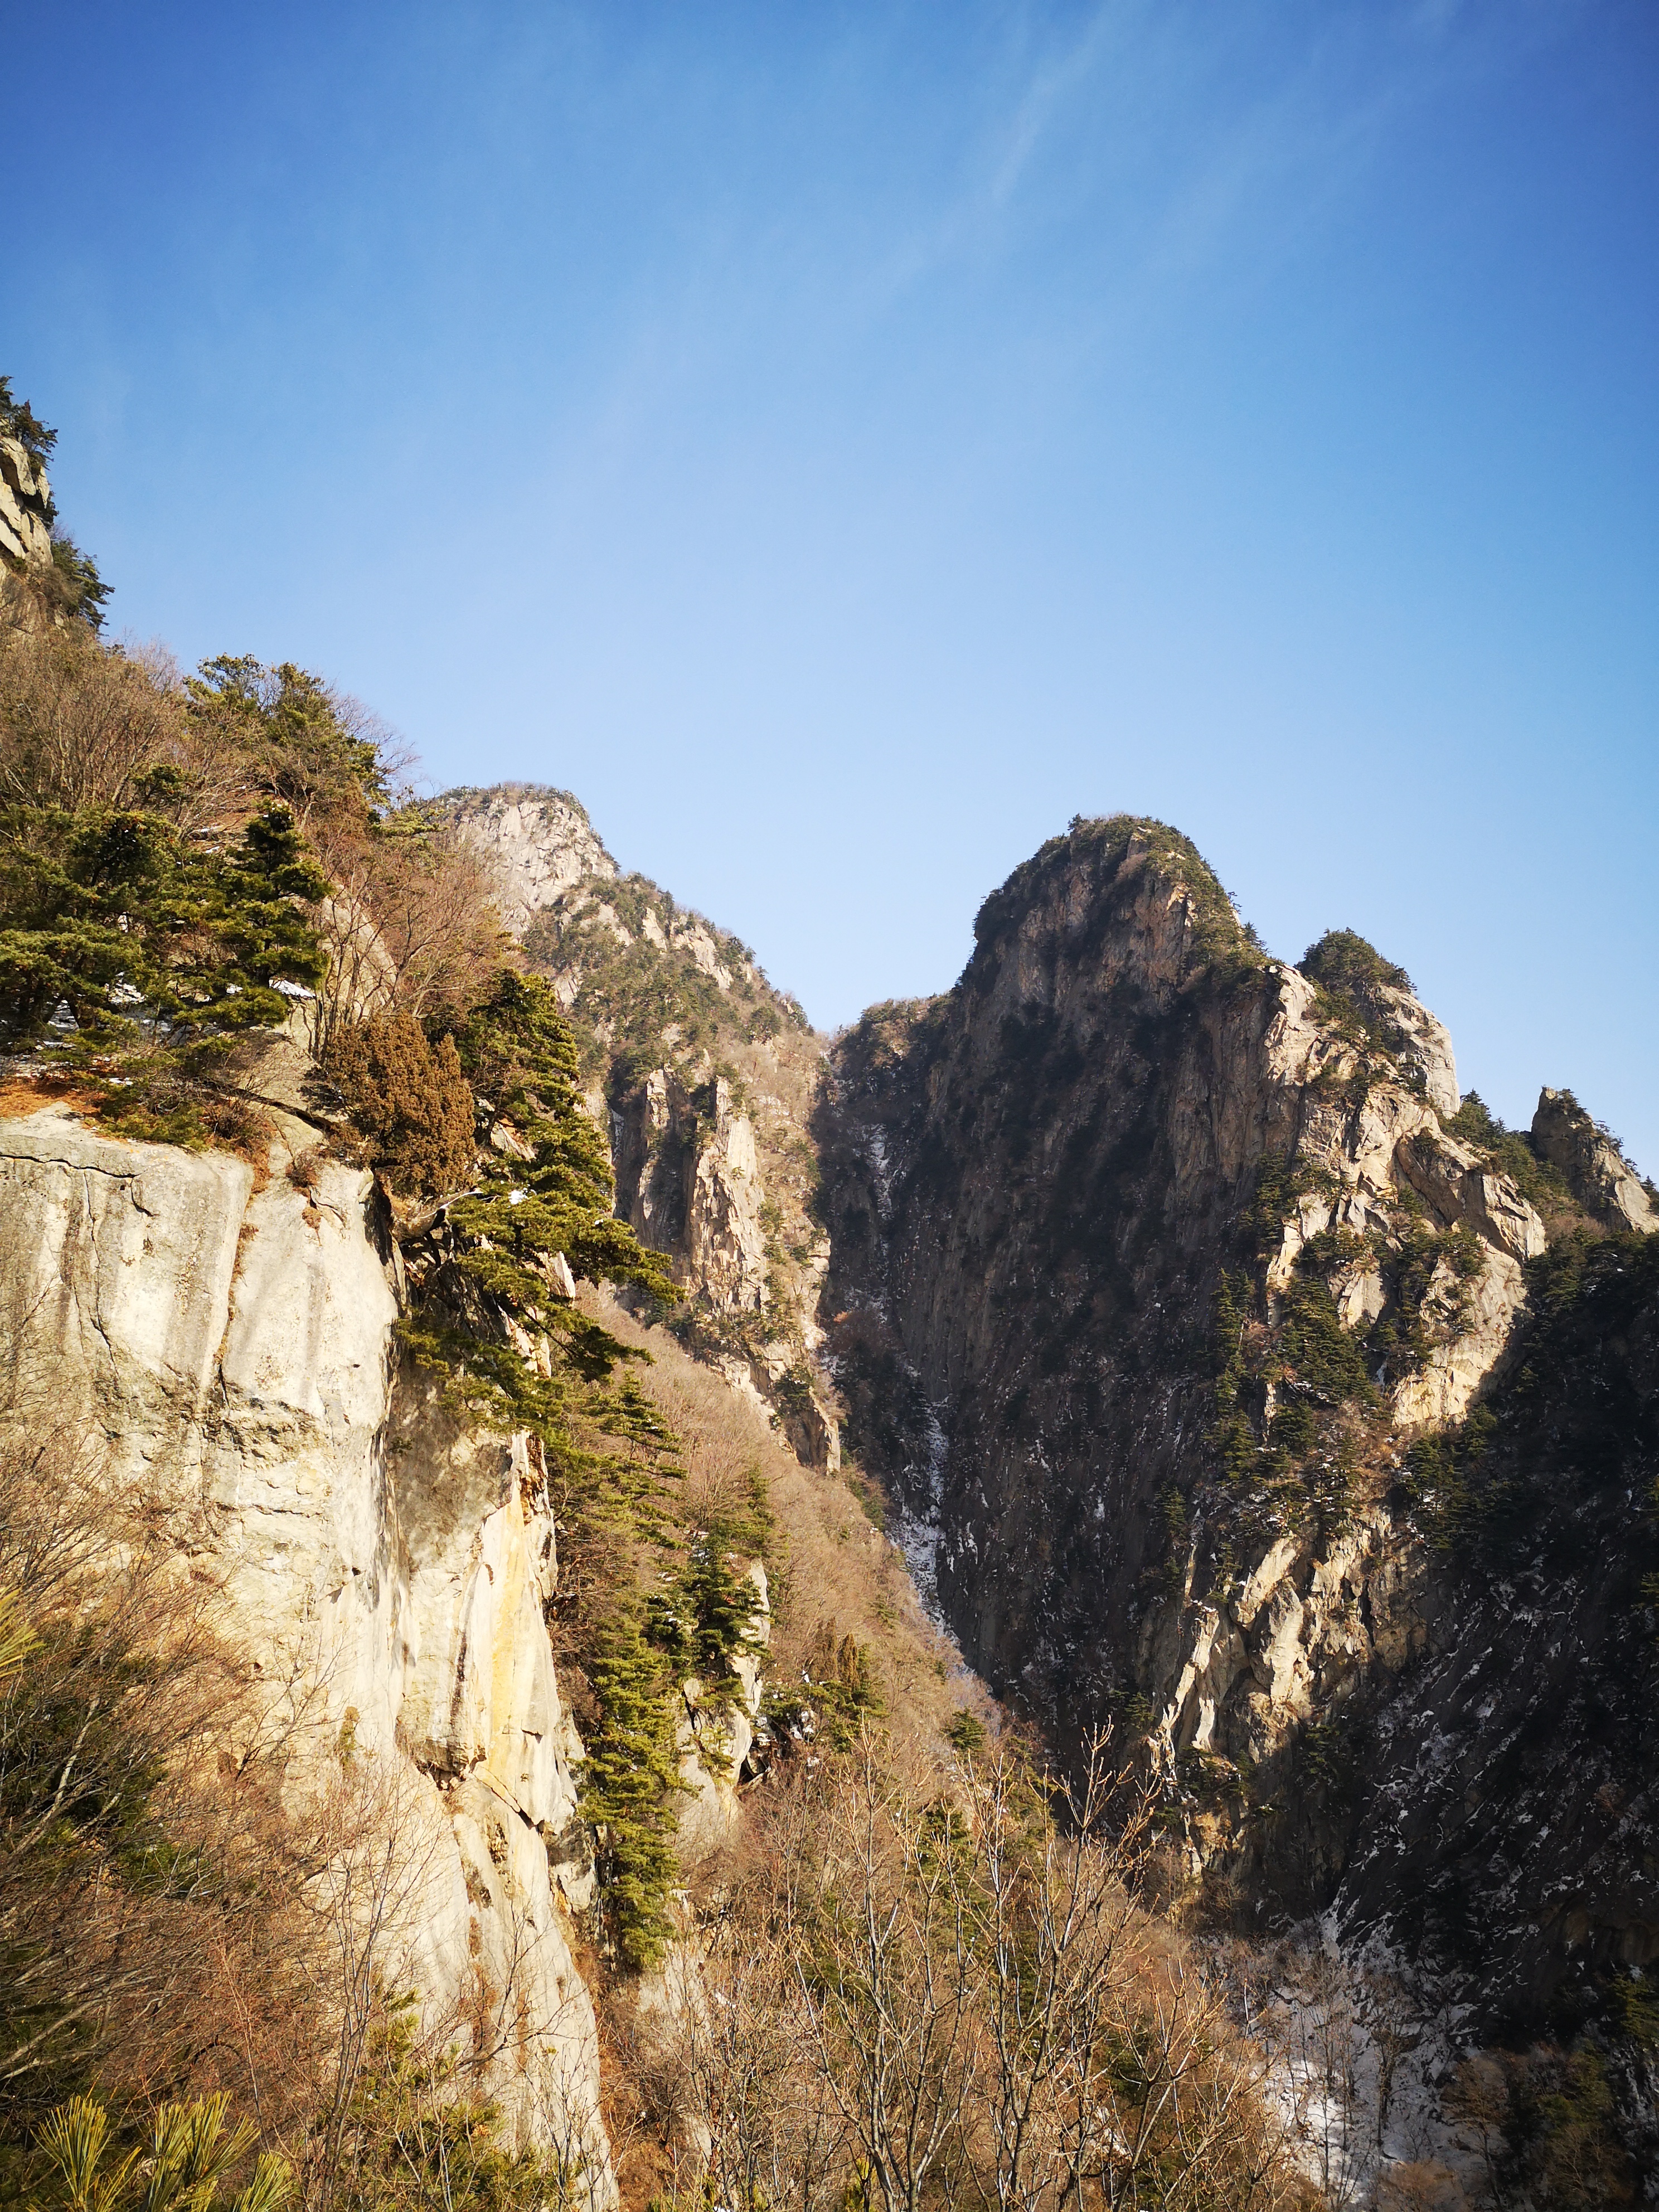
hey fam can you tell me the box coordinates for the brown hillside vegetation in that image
[577,1286,986,1757]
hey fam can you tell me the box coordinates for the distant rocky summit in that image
[448,788,1658,2063]
[447,783,841,1471]
[1532,1083,1658,1233]
[812,816,1657,2040]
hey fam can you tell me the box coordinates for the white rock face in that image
[1377,983,1459,1119]
[1141,1498,1431,1861]
[685,1079,769,1313]
[612,1070,772,1319]
[668,915,733,991]
[1532,1086,1658,1234]
[0,1107,612,2194]
[1131,963,1540,1847]
[1240,968,1545,1434]
[0,437,53,568]
[448,787,617,935]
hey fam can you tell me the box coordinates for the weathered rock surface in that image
[676,1561,772,1860]
[813,814,1659,2052]
[1532,1085,1659,1234]
[0,1105,612,2189]
[821,826,1534,1726]
[1337,1229,1659,2037]
[613,1070,769,1313]
[446,784,840,1471]
[818,823,1636,1986]
[0,437,53,570]
[449,784,618,934]
[1375,980,1459,1120]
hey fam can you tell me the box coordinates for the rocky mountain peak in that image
[1532,1084,1658,1232]
[968,813,1266,1001]
[445,782,617,934]
[817,810,1656,2031]
[441,780,838,1470]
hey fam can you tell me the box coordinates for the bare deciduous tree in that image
[305,814,511,1056]
[655,1728,1308,2212]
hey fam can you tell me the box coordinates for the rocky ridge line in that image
[814,814,1656,2029]
[449,785,841,1472]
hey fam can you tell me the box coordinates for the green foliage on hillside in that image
[450,969,678,1305]
[1299,926,1411,1008]
[0,378,56,468]
[0,382,110,628]
[0,799,326,1048]
[1405,1227,1659,1561]
[1207,1151,1463,1545]
[1447,1089,1574,1216]
[1297,928,1428,1086]
[386,972,703,1969]
[322,2006,588,2212]
[1277,1276,1381,1414]
[40,537,111,631]
[399,975,678,1414]
[527,872,805,1085]
[580,1608,684,1973]
[646,1483,772,1691]
[764,1627,882,1753]
[183,656,393,828]
[1447,2045,1638,2212]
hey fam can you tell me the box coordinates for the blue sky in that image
[8,1,1658,1168]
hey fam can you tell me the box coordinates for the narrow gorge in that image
[2,389,1656,2210]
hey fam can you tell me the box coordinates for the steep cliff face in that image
[449,785,838,1469]
[0,1101,613,2186]
[0,434,57,632]
[822,822,1532,1702]
[817,816,1653,2025]
[1532,1085,1659,1233]
[0,437,52,574]
[1338,1228,1659,2038]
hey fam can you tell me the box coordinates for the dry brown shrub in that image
[321,1011,474,1198]
[197,1093,278,1170]
[0,629,255,830]
[0,1424,327,2135]
[287,1144,326,1197]
[1374,2162,1468,2211]
[0,1404,587,2185]
[305,816,513,1056]
[639,1735,1308,2212]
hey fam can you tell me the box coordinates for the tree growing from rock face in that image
[0,798,326,1049]
[0,380,56,470]
[322,1011,475,1199]
[1298,930,1414,1045]
[180,656,511,1054]
[182,658,397,837]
